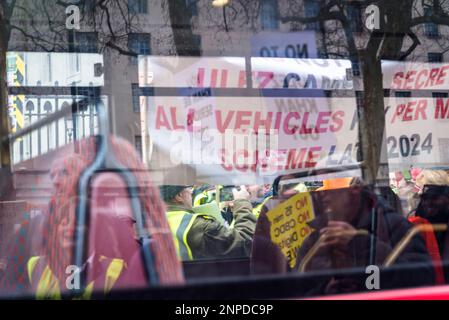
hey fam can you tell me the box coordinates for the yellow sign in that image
[8,53,25,134]
[266,192,315,268]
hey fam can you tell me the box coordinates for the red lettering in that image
[416,69,428,89]
[238,70,246,88]
[210,69,218,87]
[330,111,345,132]
[197,68,205,87]
[257,72,274,89]
[215,110,235,133]
[186,109,195,132]
[415,100,428,120]
[305,146,322,168]
[220,149,233,171]
[283,112,300,135]
[155,105,171,130]
[315,112,331,133]
[404,71,417,90]
[234,149,250,172]
[403,101,416,121]
[391,100,428,122]
[170,107,185,130]
[435,98,449,119]
[300,112,313,134]
[437,66,449,86]
[425,68,440,87]
[254,111,273,133]
[274,112,283,131]
[285,148,307,170]
[235,111,252,130]
[220,69,228,87]
[393,72,404,89]
[391,104,406,123]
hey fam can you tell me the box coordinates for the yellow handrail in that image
[383,223,447,267]
[298,229,369,273]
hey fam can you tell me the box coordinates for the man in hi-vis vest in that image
[160,185,256,261]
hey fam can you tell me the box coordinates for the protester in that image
[4,136,184,299]
[251,175,435,295]
[160,184,256,260]
[293,180,434,294]
[411,171,449,282]
[246,184,274,218]
[416,170,449,192]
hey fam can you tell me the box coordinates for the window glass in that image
[128,0,148,14]
[305,0,320,31]
[424,7,439,38]
[260,0,279,30]
[1,0,449,300]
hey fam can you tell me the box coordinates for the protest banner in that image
[382,60,449,91]
[138,56,360,185]
[251,57,353,90]
[265,192,315,268]
[138,56,247,88]
[251,31,318,59]
[145,95,359,185]
[384,97,449,170]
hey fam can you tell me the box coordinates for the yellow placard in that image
[266,192,315,268]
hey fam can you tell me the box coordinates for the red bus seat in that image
[88,172,147,290]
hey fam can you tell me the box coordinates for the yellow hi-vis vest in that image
[167,210,209,261]
[193,192,208,207]
[193,189,218,207]
[27,255,125,300]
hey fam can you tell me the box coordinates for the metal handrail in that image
[298,229,369,273]
[272,164,363,196]
[384,223,448,267]
[3,86,99,144]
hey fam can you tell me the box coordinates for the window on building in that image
[128,0,148,14]
[351,60,361,77]
[128,33,151,64]
[260,0,279,30]
[69,32,98,53]
[355,90,364,108]
[432,92,448,98]
[182,34,202,56]
[132,84,140,113]
[42,53,52,83]
[305,0,320,31]
[82,0,96,13]
[428,52,443,63]
[347,2,362,33]
[424,7,439,38]
[186,0,198,16]
[395,91,412,98]
[128,33,151,55]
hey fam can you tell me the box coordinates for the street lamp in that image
[212,0,229,7]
